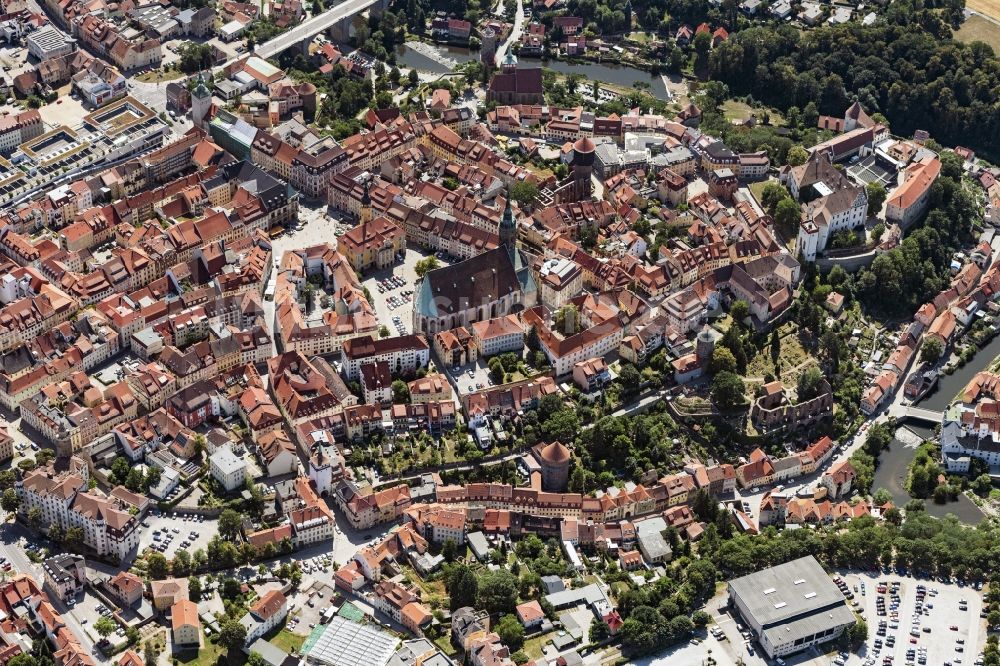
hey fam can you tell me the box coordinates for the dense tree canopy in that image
[476,570,519,614]
[446,563,479,610]
[711,371,746,409]
[710,15,1000,159]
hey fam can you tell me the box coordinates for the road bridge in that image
[899,406,943,426]
[253,0,389,60]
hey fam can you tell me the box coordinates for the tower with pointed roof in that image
[360,180,373,224]
[501,50,517,74]
[191,71,212,129]
[499,197,516,250]
[536,441,571,491]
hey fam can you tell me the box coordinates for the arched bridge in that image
[253,0,390,60]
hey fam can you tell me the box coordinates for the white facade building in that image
[17,466,140,562]
[210,448,247,492]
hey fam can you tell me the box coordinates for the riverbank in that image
[875,426,985,523]
[393,42,675,100]
[875,324,1000,524]
[915,325,1000,412]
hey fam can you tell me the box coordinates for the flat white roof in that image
[210,448,245,474]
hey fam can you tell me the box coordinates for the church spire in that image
[499,197,516,250]
[360,180,373,224]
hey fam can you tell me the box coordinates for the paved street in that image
[493,0,524,67]
[0,517,105,663]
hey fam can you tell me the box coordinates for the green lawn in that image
[521,632,557,659]
[175,633,246,666]
[268,629,306,654]
[748,180,772,207]
[136,69,184,83]
[523,163,555,180]
[745,324,814,384]
[624,31,655,44]
[404,567,447,606]
[721,100,787,128]
[433,634,458,657]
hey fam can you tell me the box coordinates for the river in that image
[874,426,985,523]
[394,43,671,100]
[529,57,671,100]
[915,332,1000,411]
[874,334,1000,524]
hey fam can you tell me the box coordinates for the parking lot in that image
[446,356,502,396]
[369,270,414,336]
[137,510,217,560]
[0,44,31,80]
[845,570,985,666]
[69,590,125,643]
[287,581,337,633]
[706,570,986,666]
[359,247,453,340]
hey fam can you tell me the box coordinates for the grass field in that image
[748,179,772,206]
[136,69,184,83]
[745,324,814,384]
[269,629,306,654]
[967,0,1000,20]
[722,100,786,126]
[176,634,245,666]
[521,632,556,659]
[955,14,1000,51]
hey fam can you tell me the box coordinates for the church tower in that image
[360,181,373,224]
[191,71,212,129]
[501,50,517,75]
[499,197,517,252]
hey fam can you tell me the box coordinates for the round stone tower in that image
[481,27,497,67]
[539,441,571,492]
[696,326,715,363]
[571,136,596,199]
